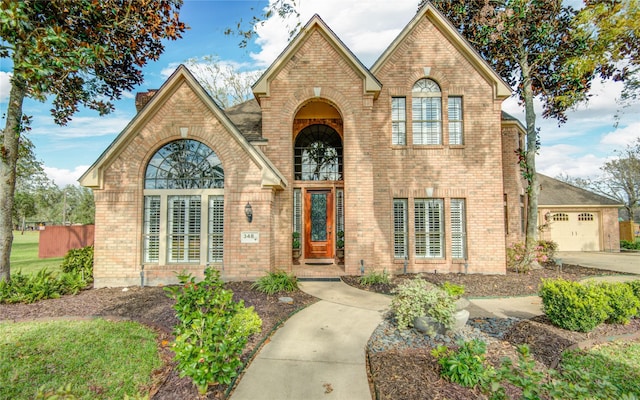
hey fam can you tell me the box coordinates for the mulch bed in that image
[1,264,638,399]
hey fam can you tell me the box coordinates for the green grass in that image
[560,339,640,396]
[0,319,162,399]
[10,231,63,275]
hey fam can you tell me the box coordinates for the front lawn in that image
[0,319,163,399]
[10,231,63,275]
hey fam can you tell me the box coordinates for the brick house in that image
[81,4,522,287]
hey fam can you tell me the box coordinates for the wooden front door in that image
[304,189,334,259]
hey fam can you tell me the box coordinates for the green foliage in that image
[390,278,456,330]
[292,232,301,249]
[0,268,90,304]
[621,240,640,250]
[60,245,93,280]
[432,339,490,388]
[164,268,262,395]
[626,280,640,303]
[252,270,298,295]
[359,269,390,286]
[35,384,78,399]
[536,240,558,261]
[506,240,557,272]
[336,230,345,249]
[540,279,611,332]
[597,281,640,324]
[441,282,465,298]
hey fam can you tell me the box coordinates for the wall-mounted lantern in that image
[245,202,253,223]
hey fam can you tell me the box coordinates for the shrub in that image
[626,280,640,303]
[252,270,298,295]
[539,279,610,332]
[60,246,94,281]
[391,278,456,330]
[0,268,91,304]
[597,282,640,324]
[507,240,557,272]
[621,240,640,250]
[359,269,390,286]
[441,282,465,298]
[432,339,490,388]
[165,268,262,395]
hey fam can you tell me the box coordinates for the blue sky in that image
[1,0,639,186]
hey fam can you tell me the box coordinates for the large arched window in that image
[412,78,442,145]
[294,124,343,181]
[143,139,224,265]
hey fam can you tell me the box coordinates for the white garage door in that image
[549,212,600,251]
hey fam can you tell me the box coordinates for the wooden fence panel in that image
[38,225,95,259]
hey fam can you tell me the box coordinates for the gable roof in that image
[538,174,621,207]
[252,14,382,101]
[79,65,286,190]
[371,2,511,100]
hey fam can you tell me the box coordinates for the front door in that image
[304,189,334,259]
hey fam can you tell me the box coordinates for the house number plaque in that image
[241,231,260,243]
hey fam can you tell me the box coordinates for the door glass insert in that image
[311,193,327,241]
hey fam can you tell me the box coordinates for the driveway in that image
[556,251,640,275]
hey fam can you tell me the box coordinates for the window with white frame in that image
[451,199,467,259]
[448,96,463,145]
[415,198,444,258]
[393,199,408,258]
[391,97,406,145]
[143,139,224,265]
[412,78,442,145]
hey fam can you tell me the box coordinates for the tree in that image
[0,0,186,281]
[185,55,263,108]
[571,0,640,117]
[427,0,599,266]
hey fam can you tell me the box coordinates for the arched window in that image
[412,78,442,145]
[145,139,223,189]
[143,139,224,265]
[294,124,343,181]
[552,213,569,222]
[578,213,594,221]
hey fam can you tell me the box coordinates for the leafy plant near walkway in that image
[252,270,298,294]
[390,278,456,330]
[165,268,262,395]
[60,245,93,281]
[359,269,390,286]
[432,339,490,388]
[540,279,640,332]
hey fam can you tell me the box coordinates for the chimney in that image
[135,90,158,112]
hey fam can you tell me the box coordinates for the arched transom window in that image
[143,139,224,265]
[412,78,442,145]
[294,124,343,181]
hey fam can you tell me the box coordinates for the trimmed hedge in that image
[540,279,640,332]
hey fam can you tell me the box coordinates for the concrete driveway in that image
[556,251,640,275]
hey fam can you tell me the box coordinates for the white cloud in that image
[250,0,417,67]
[44,165,90,187]
[28,113,131,139]
[600,121,640,147]
[538,144,608,179]
[0,71,11,103]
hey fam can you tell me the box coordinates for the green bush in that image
[537,240,558,262]
[252,270,298,295]
[60,246,94,281]
[621,240,640,250]
[0,268,91,304]
[391,278,456,330]
[626,280,640,307]
[359,269,390,286]
[432,339,490,388]
[539,279,610,332]
[165,268,262,395]
[441,282,465,298]
[598,282,640,324]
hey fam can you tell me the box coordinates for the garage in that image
[547,211,600,251]
[537,174,622,252]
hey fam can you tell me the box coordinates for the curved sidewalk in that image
[230,281,390,400]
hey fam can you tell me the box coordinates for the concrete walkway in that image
[230,281,390,400]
